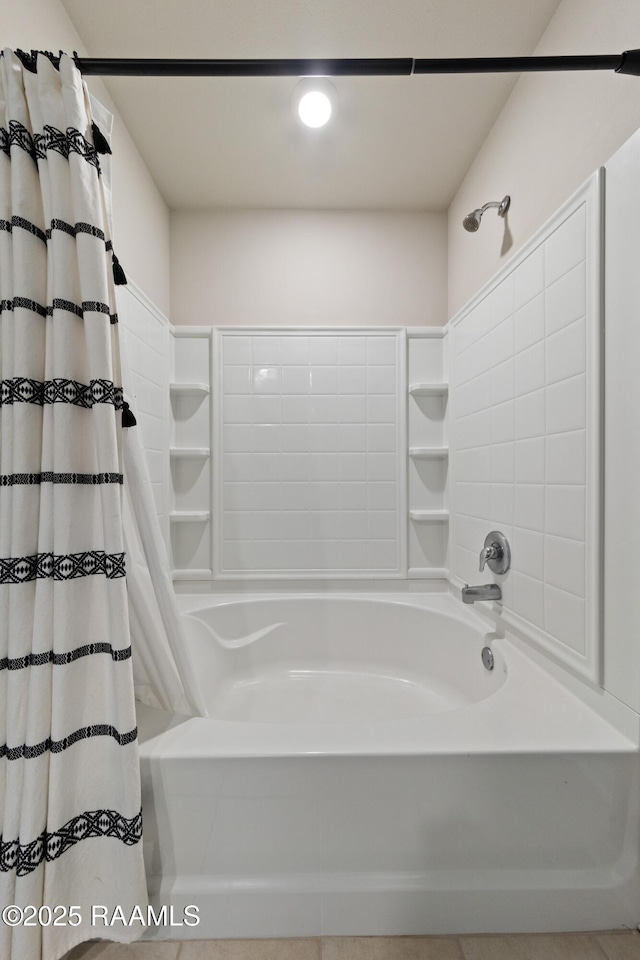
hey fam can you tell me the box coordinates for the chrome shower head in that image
[463,195,510,232]
[463,209,483,232]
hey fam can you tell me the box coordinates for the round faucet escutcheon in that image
[480,531,511,575]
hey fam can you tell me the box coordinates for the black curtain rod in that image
[73,50,640,78]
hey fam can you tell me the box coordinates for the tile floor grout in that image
[65,929,640,960]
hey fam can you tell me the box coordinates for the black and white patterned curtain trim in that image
[1,807,143,878]
[0,550,126,583]
[0,297,119,324]
[1,377,124,407]
[1,642,132,671]
[0,472,123,486]
[1,214,115,251]
[1,724,138,761]
[0,119,101,171]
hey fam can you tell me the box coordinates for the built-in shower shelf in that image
[169,329,213,578]
[170,382,209,396]
[170,447,210,459]
[409,447,449,459]
[409,509,449,522]
[172,568,213,581]
[409,566,449,579]
[170,510,211,522]
[409,382,448,397]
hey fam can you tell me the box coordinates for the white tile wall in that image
[117,284,170,539]
[215,330,405,577]
[449,174,602,682]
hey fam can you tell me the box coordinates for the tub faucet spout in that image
[461,583,502,604]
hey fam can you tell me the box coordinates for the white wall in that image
[170,210,447,327]
[0,0,171,315]
[447,0,640,318]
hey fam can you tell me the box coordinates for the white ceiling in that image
[60,0,563,210]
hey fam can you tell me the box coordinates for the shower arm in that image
[69,49,640,78]
[480,201,503,213]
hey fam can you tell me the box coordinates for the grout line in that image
[587,934,613,960]
[116,933,640,960]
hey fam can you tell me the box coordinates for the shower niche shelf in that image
[406,332,448,578]
[169,328,213,580]
[170,382,209,396]
[172,568,212,581]
[408,382,448,397]
[409,446,448,460]
[170,510,211,522]
[409,509,449,522]
[170,447,210,459]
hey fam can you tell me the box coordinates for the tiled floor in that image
[63,932,640,960]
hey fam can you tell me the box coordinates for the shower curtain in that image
[0,50,147,960]
[119,375,207,717]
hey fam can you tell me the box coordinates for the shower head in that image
[463,195,510,232]
[463,209,484,232]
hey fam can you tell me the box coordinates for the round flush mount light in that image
[292,78,338,128]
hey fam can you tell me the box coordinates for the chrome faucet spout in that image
[461,583,502,604]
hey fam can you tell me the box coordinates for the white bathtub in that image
[179,594,507,724]
[138,591,640,939]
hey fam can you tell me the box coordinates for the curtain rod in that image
[72,50,640,78]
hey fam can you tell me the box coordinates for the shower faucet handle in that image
[479,543,500,572]
[478,531,511,575]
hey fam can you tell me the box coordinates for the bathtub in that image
[138,590,640,940]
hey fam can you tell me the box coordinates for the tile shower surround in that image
[119,177,601,685]
[215,330,405,577]
[449,174,601,683]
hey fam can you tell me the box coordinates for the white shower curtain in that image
[91,92,206,720]
[0,50,147,959]
[120,398,207,718]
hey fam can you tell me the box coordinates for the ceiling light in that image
[299,90,332,127]
[292,79,338,128]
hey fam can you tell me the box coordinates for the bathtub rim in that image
[137,590,640,759]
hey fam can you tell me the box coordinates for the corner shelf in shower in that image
[406,333,449,577]
[170,447,211,459]
[172,568,213,581]
[170,382,210,396]
[409,446,448,460]
[409,566,448,579]
[170,328,214,581]
[409,509,449,522]
[170,510,211,522]
[408,382,448,397]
